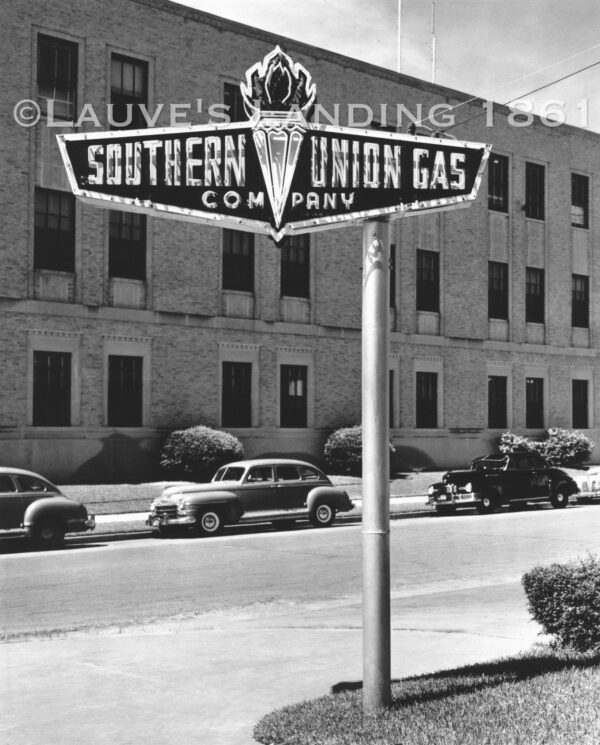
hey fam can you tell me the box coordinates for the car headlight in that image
[464,482,473,493]
[428,486,435,496]
[177,499,188,511]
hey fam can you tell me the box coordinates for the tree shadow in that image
[391,446,436,473]
[70,432,161,484]
[331,649,600,708]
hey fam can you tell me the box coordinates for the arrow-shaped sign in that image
[58,47,490,242]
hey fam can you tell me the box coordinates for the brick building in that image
[1,0,599,481]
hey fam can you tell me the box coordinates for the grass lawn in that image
[253,647,600,745]
[60,471,442,516]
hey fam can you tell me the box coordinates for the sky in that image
[174,0,600,134]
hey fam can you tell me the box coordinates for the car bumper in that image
[576,489,600,501]
[147,513,196,528]
[66,515,96,532]
[428,492,481,507]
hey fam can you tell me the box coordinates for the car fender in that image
[179,490,242,523]
[306,486,352,512]
[550,476,579,498]
[23,496,84,528]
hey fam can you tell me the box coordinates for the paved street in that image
[2,504,600,744]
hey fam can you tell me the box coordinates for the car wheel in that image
[309,501,335,528]
[550,490,569,509]
[476,494,496,514]
[32,519,65,549]
[196,510,223,535]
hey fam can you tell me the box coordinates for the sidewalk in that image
[91,494,432,536]
[1,577,540,745]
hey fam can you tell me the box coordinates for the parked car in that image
[428,452,579,514]
[565,465,600,503]
[147,458,355,536]
[0,467,95,548]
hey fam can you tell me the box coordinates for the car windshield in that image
[472,457,508,472]
[212,466,245,482]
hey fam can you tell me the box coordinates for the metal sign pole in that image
[362,218,391,712]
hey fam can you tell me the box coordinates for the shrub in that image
[522,555,600,653]
[538,428,594,467]
[160,425,244,481]
[324,425,395,476]
[499,428,593,467]
[498,431,536,456]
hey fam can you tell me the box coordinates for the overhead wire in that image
[410,40,600,133]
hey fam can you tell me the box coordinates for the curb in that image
[69,502,434,543]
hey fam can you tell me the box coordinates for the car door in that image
[274,464,307,510]
[239,465,277,512]
[528,455,550,499]
[501,454,527,500]
[0,474,23,529]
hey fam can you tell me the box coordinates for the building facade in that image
[1,0,600,481]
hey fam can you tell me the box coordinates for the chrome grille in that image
[155,504,179,518]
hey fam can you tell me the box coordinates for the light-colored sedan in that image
[147,458,355,536]
[564,465,600,503]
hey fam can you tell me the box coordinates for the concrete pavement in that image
[1,574,542,745]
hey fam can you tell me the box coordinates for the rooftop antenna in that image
[431,0,436,83]
[397,0,402,72]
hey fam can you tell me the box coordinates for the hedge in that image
[160,425,244,481]
[522,555,600,653]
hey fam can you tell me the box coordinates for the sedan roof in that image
[0,466,54,480]
[220,459,323,469]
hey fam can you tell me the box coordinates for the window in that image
[0,475,17,493]
[488,376,507,429]
[34,188,75,272]
[525,162,545,220]
[526,377,544,428]
[222,230,254,292]
[571,174,589,228]
[275,465,301,481]
[370,120,397,133]
[525,267,545,324]
[389,243,396,309]
[281,235,310,298]
[16,475,52,492]
[488,261,508,320]
[224,82,246,123]
[107,355,143,426]
[109,211,146,279]
[416,371,437,428]
[33,351,71,426]
[280,365,307,427]
[37,35,78,120]
[221,361,252,427]
[488,154,509,212]
[110,54,148,129]
[246,466,273,483]
[572,379,589,429]
[416,249,440,312]
[572,274,589,328]
[246,466,274,482]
